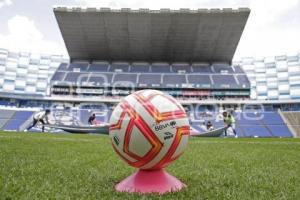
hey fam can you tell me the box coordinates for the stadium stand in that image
[50,61,250,97]
[0,110,15,129]
[281,112,300,137]
[3,111,34,131]
[0,109,34,131]
[189,110,293,137]
[235,112,293,137]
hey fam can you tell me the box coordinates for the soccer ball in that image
[109,89,190,170]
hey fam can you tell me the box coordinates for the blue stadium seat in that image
[236,112,263,125]
[14,111,34,119]
[113,73,137,85]
[172,63,191,73]
[212,75,238,87]
[0,100,10,106]
[192,63,212,73]
[235,112,293,137]
[261,112,284,125]
[64,72,81,83]
[130,63,150,72]
[88,73,113,86]
[51,72,66,81]
[88,62,109,72]
[187,75,212,85]
[57,63,68,71]
[3,120,27,131]
[109,62,129,72]
[236,75,250,85]
[0,110,16,129]
[213,63,234,73]
[138,74,161,85]
[163,74,186,85]
[235,126,245,137]
[3,111,33,131]
[151,63,171,73]
[267,125,293,137]
[68,62,89,71]
[64,72,89,84]
[79,110,90,124]
[241,125,272,137]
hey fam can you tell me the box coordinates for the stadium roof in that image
[54,7,250,63]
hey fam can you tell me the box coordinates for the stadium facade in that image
[0,48,68,96]
[0,7,299,137]
[237,55,300,100]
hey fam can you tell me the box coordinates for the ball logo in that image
[113,135,120,146]
[153,120,177,132]
[163,132,174,140]
[109,89,190,170]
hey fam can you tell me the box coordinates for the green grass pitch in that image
[0,132,299,199]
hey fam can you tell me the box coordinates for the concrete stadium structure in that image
[54,7,250,63]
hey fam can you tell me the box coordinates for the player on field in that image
[206,121,214,131]
[88,113,96,125]
[223,111,237,137]
[26,109,51,132]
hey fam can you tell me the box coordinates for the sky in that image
[0,0,299,60]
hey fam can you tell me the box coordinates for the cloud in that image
[0,0,12,9]
[0,15,66,55]
[247,0,299,28]
[235,0,300,58]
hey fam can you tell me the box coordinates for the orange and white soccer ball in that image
[109,89,190,170]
